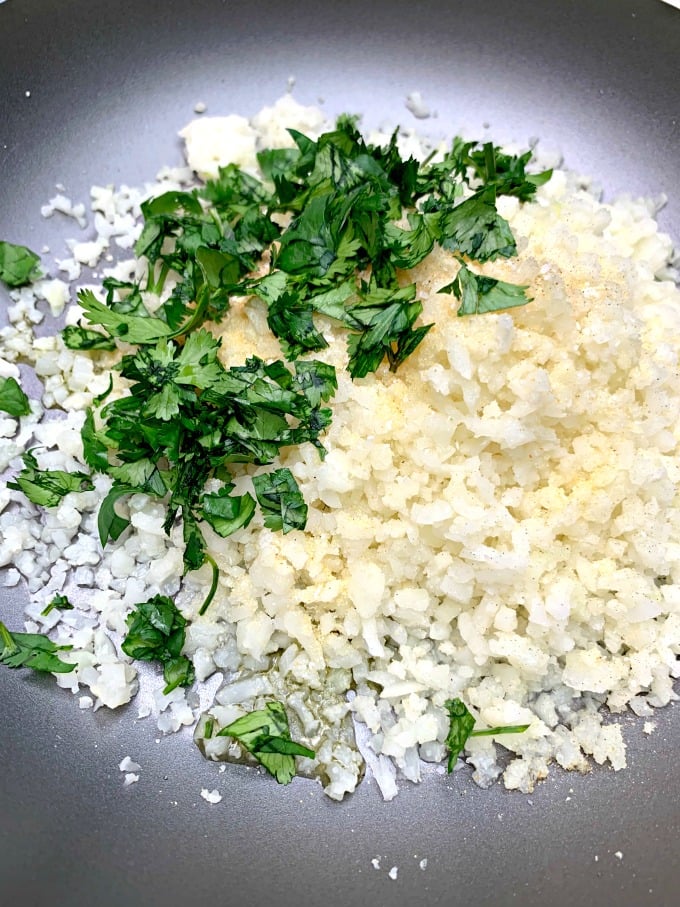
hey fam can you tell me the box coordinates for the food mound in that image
[1,96,678,801]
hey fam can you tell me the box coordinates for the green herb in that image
[0,376,31,417]
[0,241,41,287]
[83,325,334,588]
[444,698,530,771]
[121,595,195,695]
[112,116,545,380]
[252,467,307,534]
[439,262,531,316]
[216,700,315,784]
[7,450,94,507]
[0,621,76,674]
[62,325,117,351]
[41,593,74,617]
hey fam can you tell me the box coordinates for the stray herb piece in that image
[0,241,41,287]
[217,700,314,784]
[41,594,74,617]
[439,262,530,316]
[444,698,530,771]
[121,595,195,695]
[8,450,94,507]
[0,376,31,417]
[0,621,76,674]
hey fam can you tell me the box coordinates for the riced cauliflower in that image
[1,96,678,800]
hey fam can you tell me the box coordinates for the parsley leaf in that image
[216,700,314,784]
[0,376,31,417]
[8,450,94,507]
[439,263,531,316]
[121,595,195,695]
[0,621,76,674]
[0,241,41,287]
[41,594,74,617]
[444,698,530,771]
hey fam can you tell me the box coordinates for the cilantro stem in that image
[0,621,18,655]
[146,260,170,295]
[470,724,530,737]
[167,292,210,340]
[483,142,497,184]
[198,553,219,616]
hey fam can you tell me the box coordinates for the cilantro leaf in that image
[384,212,436,268]
[0,376,31,417]
[293,360,338,407]
[81,408,110,472]
[216,700,314,784]
[467,143,552,202]
[121,595,195,695]
[78,289,173,344]
[98,484,138,545]
[252,468,307,533]
[345,282,433,379]
[62,325,117,351]
[439,263,531,315]
[41,594,74,617]
[200,486,256,538]
[444,698,530,771]
[0,621,76,674]
[438,194,517,261]
[0,241,41,287]
[8,450,94,507]
[443,698,477,771]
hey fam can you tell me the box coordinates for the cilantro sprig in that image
[444,698,530,771]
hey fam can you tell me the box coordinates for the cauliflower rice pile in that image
[1,96,679,800]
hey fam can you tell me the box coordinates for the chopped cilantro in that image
[62,325,117,351]
[252,467,307,534]
[444,698,530,771]
[8,450,94,507]
[121,595,195,695]
[216,700,314,784]
[0,241,41,287]
[0,621,76,674]
[41,593,74,617]
[439,262,531,316]
[0,376,31,417]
